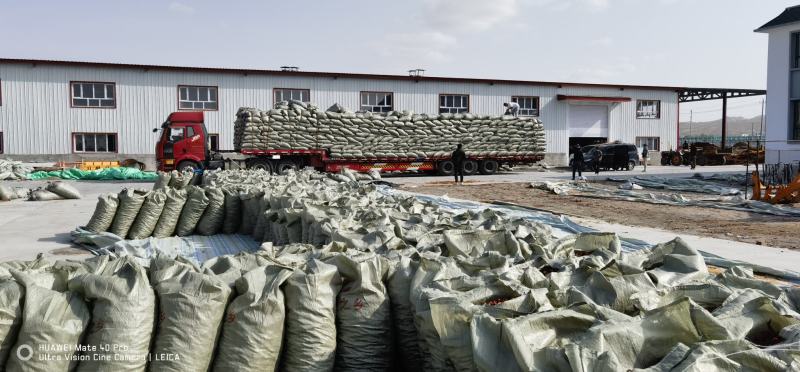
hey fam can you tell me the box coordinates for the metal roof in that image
[0,57,765,98]
[755,5,800,32]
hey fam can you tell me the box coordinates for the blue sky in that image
[1,0,794,121]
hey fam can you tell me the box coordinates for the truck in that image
[155,111,543,175]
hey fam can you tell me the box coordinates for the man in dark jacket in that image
[572,144,584,180]
[452,144,466,184]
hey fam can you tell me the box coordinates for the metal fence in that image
[679,135,765,147]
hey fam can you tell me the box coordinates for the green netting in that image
[26,167,158,181]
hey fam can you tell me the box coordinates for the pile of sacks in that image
[0,181,81,202]
[0,159,32,180]
[234,101,546,160]
[68,169,800,371]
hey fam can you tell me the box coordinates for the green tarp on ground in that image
[27,167,158,181]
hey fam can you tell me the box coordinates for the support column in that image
[721,94,728,149]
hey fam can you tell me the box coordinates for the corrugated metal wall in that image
[0,62,678,162]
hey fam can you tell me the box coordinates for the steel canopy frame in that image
[676,88,766,149]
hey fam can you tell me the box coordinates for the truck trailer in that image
[155,108,544,176]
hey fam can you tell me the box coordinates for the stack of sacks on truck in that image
[233,100,546,160]
[14,168,798,371]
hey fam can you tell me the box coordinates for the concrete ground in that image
[0,164,796,274]
[0,180,153,261]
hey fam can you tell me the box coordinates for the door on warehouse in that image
[568,104,609,152]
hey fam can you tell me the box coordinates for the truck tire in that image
[276,160,298,175]
[697,155,707,166]
[660,156,669,166]
[462,160,478,176]
[437,161,455,176]
[248,158,273,173]
[627,160,636,171]
[670,154,682,166]
[177,160,201,173]
[478,160,499,175]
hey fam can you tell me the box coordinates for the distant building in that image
[757,5,800,163]
[0,58,758,167]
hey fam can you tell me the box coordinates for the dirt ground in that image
[401,181,800,250]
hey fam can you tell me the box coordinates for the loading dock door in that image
[568,105,609,138]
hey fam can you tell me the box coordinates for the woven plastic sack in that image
[153,171,171,189]
[201,253,271,288]
[149,257,231,372]
[28,188,63,201]
[152,188,188,238]
[195,187,225,235]
[238,190,263,235]
[387,255,424,371]
[127,189,167,239]
[175,185,209,236]
[108,189,148,238]
[325,251,394,371]
[6,265,91,372]
[45,181,82,199]
[212,264,293,372]
[68,256,155,372]
[0,278,23,367]
[167,170,192,189]
[85,194,119,233]
[281,259,342,371]
[222,188,242,234]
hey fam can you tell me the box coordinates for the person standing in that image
[452,144,466,184]
[592,147,603,175]
[641,144,648,172]
[503,102,520,117]
[572,144,584,180]
[690,143,698,170]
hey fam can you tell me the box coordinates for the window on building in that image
[636,136,660,151]
[439,94,469,114]
[360,92,393,113]
[791,33,800,140]
[73,133,117,153]
[178,86,218,110]
[511,96,540,116]
[274,88,310,103]
[0,79,3,106]
[209,133,219,151]
[71,82,116,108]
[0,132,3,154]
[636,100,660,119]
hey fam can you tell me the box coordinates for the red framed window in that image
[178,85,218,110]
[73,133,118,153]
[71,82,116,108]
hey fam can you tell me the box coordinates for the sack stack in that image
[234,101,546,160]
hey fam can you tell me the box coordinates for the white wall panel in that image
[0,61,678,163]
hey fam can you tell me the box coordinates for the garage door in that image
[569,105,608,137]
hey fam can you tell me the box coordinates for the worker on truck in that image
[452,144,466,185]
[503,102,520,117]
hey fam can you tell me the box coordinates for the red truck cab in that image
[154,111,212,172]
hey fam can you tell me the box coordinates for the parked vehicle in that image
[154,111,543,175]
[569,142,639,171]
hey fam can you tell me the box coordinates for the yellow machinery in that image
[751,171,800,204]
[79,161,120,171]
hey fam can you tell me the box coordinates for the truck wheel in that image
[437,161,455,176]
[478,160,499,175]
[670,154,682,166]
[660,156,669,166]
[177,160,200,173]
[627,161,636,171]
[462,160,478,176]
[697,156,707,166]
[248,158,273,173]
[276,160,298,175]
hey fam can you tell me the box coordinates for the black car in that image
[570,143,639,171]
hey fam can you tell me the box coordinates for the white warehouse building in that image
[0,58,763,167]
